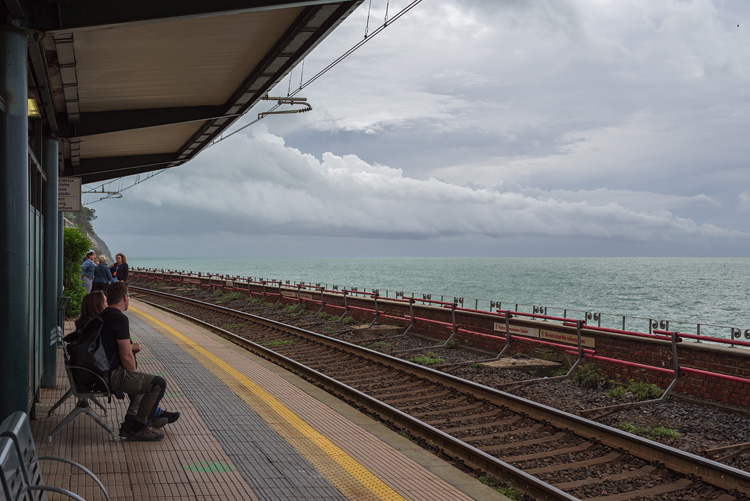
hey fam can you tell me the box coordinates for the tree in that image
[63,227,91,318]
[64,207,97,234]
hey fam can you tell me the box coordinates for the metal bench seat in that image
[1,411,110,500]
[46,343,117,442]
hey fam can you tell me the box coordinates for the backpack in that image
[65,316,115,382]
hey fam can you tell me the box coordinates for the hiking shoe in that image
[118,422,131,438]
[119,417,135,438]
[149,417,169,429]
[126,426,164,442]
[160,410,180,424]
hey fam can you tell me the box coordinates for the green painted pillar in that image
[41,137,59,387]
[58,212,64,321]
[0,25,30,418]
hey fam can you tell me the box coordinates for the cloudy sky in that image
[89,0,750,258]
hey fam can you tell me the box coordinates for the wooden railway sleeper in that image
[463,423,547,443]
[372,387,449,402]
[442,414,521,434]
[524,451,621,475]
[481,431,569,453]
[400,395,470,414]
[553,464,656,490]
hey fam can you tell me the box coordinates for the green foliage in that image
[652,426,680,438]
[573,363,606,389]
[341,316,355,325]
[64,207,97,234]
[607,380,664,401]
[549,367,569,377]
[407,352,445,366]
[445,338,458,349]
[478,477,524,500]
[618,423,679,439]
[63,227,91,318]
[369,341,392,348]
[217,291,245,303]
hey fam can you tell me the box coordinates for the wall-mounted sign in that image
[494,322,539,337]
[540,328,596,348]
[58,177,81,211]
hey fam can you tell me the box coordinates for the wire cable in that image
[86,0,425,204]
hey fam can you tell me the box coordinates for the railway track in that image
[132,285,750,500]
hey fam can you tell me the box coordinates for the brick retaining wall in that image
[133,270,750,408]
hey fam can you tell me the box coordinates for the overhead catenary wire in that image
[86,0,424,204]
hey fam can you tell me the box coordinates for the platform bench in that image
[1,411,110,501]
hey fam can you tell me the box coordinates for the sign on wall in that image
[58,177,81,211]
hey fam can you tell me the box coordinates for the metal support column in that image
[0,25,30,418]
[41,137,59,387]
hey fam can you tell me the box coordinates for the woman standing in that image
[80,250,97,293]
[92,255,114,292]
[110,253,129,282]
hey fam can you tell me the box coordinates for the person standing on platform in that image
[92,255,114,292]
[110,252,129,282]
[101,282,168,441]
[80,250,97,293]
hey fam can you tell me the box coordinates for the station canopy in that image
[20,0,362,183]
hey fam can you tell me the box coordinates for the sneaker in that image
[149,417,169,429]
[126,426,164,442]
[160,410,180,424]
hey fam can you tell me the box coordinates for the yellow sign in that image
[540,329,595,348]
[58,177,81,211]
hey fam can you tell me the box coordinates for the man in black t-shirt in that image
[102,282,167,441]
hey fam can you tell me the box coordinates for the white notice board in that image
[58,177,81,211]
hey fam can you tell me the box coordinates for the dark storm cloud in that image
[91,0,750,257]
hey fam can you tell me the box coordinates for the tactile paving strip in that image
[128,311,349,501]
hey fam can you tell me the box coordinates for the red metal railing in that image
[131,268,750,394]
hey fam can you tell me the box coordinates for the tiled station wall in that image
[134,271,750,408]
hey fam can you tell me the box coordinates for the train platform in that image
[30,299,508,501]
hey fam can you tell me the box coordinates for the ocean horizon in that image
[130,256,750,340]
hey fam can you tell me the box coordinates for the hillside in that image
[64,207,113,261]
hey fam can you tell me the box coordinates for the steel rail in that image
[132,286,750,496]
[132,289,574,500]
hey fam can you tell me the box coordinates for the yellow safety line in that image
[131,306,405,501]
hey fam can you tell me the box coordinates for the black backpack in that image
[65,316,115,382]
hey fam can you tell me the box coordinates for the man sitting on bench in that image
[102,282,168,441]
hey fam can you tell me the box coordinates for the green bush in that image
[607,380,663,401]
[407,352,445,366]
[341,316,355,325]
[478,477,524,500]
[63,227,91,318]
[618,422,679,439]
[573,363,606,389]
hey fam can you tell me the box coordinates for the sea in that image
[131,257,750,341]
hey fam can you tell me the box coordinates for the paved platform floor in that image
[31,299,508,500]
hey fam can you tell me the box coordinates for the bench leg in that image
[47,388,73,417]
[47,399,118,442]
[89,396,108,416]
